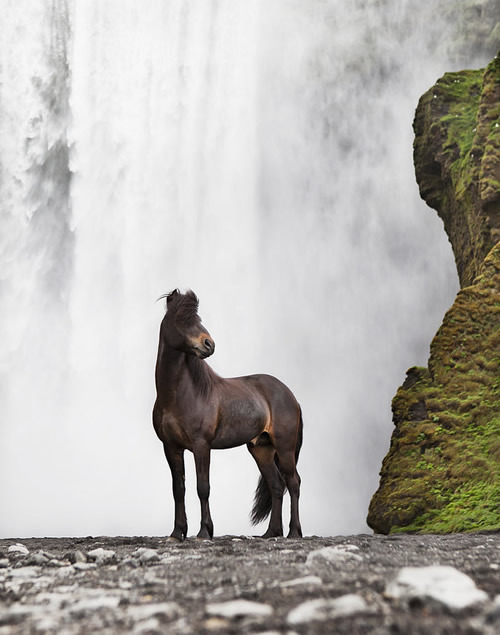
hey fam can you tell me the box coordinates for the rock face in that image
[413,54,499,286]
[368,54,500,535]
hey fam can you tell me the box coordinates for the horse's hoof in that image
[261,530,284,539]
[168,534,185,543]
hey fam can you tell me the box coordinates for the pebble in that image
[280,575,323,588]
[0,558,10,568]
[28,553,50,566]
[127,602,181,621]
[204,616,230,631]
[133,617,161,633]
[305,544,362,567]
[8,544,29,555]
[133,548,160,564]
[288,594,369,624]
[120,557,139,568]
[484,595,500,624]
[206,599,273,619]
[8,566,40,578]
[73,562,97,571]
[66,550,87,564]
[385,565,488,610]
[69,595,122,613]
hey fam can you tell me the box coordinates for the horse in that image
[152,289,303,540]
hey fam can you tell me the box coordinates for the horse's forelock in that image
[167,289,200,325]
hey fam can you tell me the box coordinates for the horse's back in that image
[236,373,300,417]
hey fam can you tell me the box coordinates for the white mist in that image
[0,1,491,537]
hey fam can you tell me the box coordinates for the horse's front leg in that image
[193,443,214,539]
[163,444,188,541]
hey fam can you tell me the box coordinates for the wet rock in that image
[206,599,273,619]
[385,565,488,610]
[287,594,369,624]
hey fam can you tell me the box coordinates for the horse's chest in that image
[156,410,193,449]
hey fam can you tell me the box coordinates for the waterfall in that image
[0,1,495,537]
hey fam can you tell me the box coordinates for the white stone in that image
[87,547,115,563]
[33,592,70,608]
[69,595,121,612]
[385,566,488,610]
[55,565,75,577]
[8,544,29,555]
[133,617,161,633]
[0,559,9,568]
[73,562,97,571]
[280,575,323,588]
[137,548,160,564]
[8,566,40,578]
[128,602,181,621]
[206,599,273,619]
[306,545,362,567]
[287,594,368,624]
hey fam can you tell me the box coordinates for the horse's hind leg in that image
[247,443,285,538]
[276,451,302,538]
[163,444,188,541]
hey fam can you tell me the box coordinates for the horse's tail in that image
[295,406,303,464]
[250,406,303,526]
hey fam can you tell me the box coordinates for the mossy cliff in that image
[367,55,500,534]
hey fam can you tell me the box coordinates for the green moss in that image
[368,244,500,534]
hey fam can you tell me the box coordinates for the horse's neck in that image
[155,342,190,399]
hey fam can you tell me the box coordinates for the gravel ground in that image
[0,533,498,634]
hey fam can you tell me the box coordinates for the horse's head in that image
[160,289,215,359]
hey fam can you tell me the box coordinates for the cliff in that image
[367,55,500,534]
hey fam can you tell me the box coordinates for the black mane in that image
[186,354,219,399]
[163,289,200,326]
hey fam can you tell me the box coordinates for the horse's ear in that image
[167,289,180,304]
[185,289,199,308]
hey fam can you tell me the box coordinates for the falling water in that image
[0,1,496,537]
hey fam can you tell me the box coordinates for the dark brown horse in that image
[153,289,303,540]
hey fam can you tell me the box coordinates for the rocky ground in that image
[0,533,498,634]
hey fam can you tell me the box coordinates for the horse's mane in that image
[160,289,220,398]
[186,355,220,400]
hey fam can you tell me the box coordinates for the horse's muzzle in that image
[195,335,215,358]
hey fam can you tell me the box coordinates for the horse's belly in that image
[211,398,268,450]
